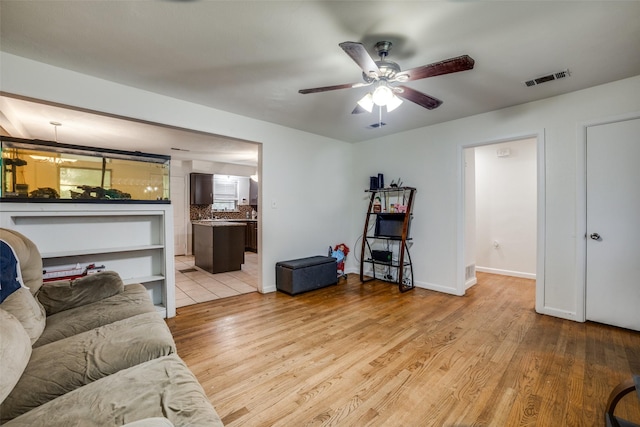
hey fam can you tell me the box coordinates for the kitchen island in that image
[192,221,246,274]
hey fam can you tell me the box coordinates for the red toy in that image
[332,243,349,279]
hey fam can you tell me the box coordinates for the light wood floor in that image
[166,272,640,426]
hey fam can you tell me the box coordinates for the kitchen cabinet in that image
[193,222,245,273]
[245,221,258,252]
[190,173,213,205]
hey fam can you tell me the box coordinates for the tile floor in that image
[174,252,258,307]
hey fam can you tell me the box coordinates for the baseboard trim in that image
[415,281,463,296]
[465,277,478,289]
[536,305,580,322]
[476,266,536,280]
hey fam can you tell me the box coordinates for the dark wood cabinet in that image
[193,223,245,273]
[190,173,213,205]
[245,221,258,252]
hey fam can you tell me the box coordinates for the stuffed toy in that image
[330,243,350,278]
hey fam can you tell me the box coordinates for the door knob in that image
[590,233,601,241]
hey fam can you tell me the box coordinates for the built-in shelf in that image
[41,245,165,259]
[0,203,176,318]
[123,275,165,285]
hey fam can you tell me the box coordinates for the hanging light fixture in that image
[356,81,403,113]
[371,83,393,106]
[49,121,62,142]
[357,93,374,112]
[385,92,403,112]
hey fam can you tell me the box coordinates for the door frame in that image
[457,129,546,310]
[576,111,640,323]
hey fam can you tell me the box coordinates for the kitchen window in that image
[213,175,238,211]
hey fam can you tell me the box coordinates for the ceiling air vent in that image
[524,69,571,87]
[368,122,386,129]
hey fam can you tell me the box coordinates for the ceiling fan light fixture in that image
[357,93,374,113]
[372,84,393,106]
[386,94,403,112]
[299,41,474,117]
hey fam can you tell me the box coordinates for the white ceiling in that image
[1,1,639,160]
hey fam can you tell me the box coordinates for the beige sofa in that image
[0,228,223,427]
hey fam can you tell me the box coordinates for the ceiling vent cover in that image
[524,69,571,87]
[368,122,387,129]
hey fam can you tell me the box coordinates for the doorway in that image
[460,133,544,302]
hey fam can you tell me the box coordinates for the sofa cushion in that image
[0,240,28,303]
[0,309,32,405]
[37,271,125,315]
[34,283,156,347]
[0,229,43,296]
[3,354,224,427]
[0,287,46,345]
[1,311,176,422]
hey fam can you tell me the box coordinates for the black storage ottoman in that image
[276,256,337,295]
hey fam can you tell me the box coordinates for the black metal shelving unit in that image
[359,186,416,292]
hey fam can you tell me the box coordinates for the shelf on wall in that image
[360,186,416,293]
[41,244,165,259]
[123,275,165,285]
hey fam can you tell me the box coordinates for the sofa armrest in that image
[36,271,125,315]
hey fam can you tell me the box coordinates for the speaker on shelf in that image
[370,176,379,190]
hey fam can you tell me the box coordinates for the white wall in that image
[350,74,640,321]
[474,139,537,279]
[170,160,190,256]
[0,52,354,293]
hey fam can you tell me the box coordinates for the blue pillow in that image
[0,239,26,303]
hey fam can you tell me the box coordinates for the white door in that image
[171,176,187,256]
[586,118,640,331]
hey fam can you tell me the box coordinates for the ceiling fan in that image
[299,41,475,114]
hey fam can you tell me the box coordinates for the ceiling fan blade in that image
[397,55,475,82]
[395,86,443,110]
[339,41,380,77]
[351,104,368,114]
[298,83,360,94]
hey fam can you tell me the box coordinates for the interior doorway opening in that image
[461,136,541,297]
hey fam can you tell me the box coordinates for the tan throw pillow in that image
[37,271,125,315]
[0,288,46,345]
[0,308,32,404]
